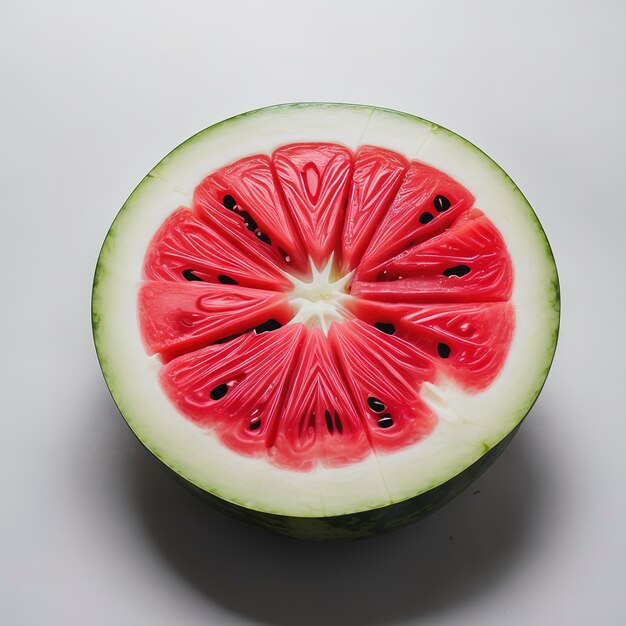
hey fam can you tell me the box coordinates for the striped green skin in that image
[93,103,560,539]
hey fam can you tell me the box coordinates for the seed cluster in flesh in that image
[139,143,514,471]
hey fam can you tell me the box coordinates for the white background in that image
[1,1,624,624]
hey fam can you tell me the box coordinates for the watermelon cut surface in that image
[93,104,559,540]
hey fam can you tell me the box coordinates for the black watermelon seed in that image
[368,397,386,413]
[325,410,334,434]
[210,383,228,401]
[182,269,203,281]
[377,270,399,282]
[256,230,272,245]
[218,274,238,285]
[255,319,282,334]
[437,342,451,358]
[222,195,237,210]
[443,265,471,278]
[216,319,281,345]
[334,411,343,434]
[214,333,242,344]
[419,212,434,224]
[434,195,451,212]
[249,419,261,431]
[237,211,258,232]
[374,322,395,335]
[377,414,394,428]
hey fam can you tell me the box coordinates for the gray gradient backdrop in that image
[1,1,624,624]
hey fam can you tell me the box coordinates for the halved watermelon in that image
[93,104,559,540]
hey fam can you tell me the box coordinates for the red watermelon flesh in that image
[358,161,475,276]
[346,299,514,391]
[138,281,293,362]
[328,320,437,454]
[273,143,353,270]
[143,208,292,291]
[193,154,310,276]
[140,143,515,471]
[352,208,513,302]
[271,327,372,471]
[341,146,408,273]
[161,324,306,458]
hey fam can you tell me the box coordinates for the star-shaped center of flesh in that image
[287,256,354,334]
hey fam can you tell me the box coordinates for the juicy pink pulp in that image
[139,143,514,471]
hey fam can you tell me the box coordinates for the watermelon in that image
[92,104,559,540]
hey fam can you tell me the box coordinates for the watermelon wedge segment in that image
[143,208,292,291]
[138,281,293,362]
[160,324,306,458]
[193,154,310,276]
[340,145,408,272]
[93,103,560,540]
[358,160,475,276]
[273,143,353,269]
[352,208,513,302]
[271,327,372,471]
[328,320,437,454]
[347,299,514,391]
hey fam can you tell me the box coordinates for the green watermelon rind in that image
[153,426,519,541]
[92,103,559,538]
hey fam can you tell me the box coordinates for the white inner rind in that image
[93,104,559,517]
